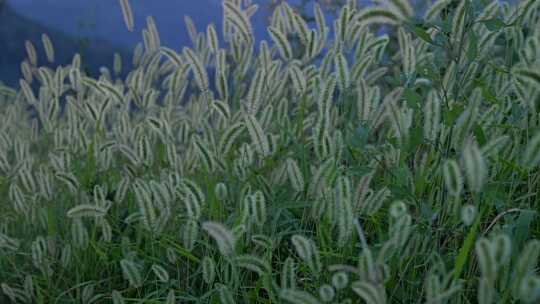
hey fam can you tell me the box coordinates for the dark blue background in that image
[2,0,327,86]
[9,0,276,49]
[0,0,518,86]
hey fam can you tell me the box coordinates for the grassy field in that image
[1,0,540,303]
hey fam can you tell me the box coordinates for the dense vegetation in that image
[1,0,540,303]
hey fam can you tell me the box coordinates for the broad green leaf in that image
[443,105,464,126]
[482,18,506,31]
[403,88,421,110]
[411,25,433,44]
[467,31,478,61]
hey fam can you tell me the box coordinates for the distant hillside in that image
[0,1,130,87]
[6,0,244,49]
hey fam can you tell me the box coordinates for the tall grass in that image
[1,0,540,303]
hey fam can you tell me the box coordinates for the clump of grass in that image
[1,0,540,303]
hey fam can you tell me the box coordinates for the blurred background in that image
[0,0,519,87]
[1,0,382,87]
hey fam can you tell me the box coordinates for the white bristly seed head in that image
[214,182,228,201]
[244,114,270,157]
[351,280,387,304]
[120,259,143,288]
[42,33,55,63]
[151,264,170,283]
[67,204,107,218]
[234,254,271,276]
[118,0,134,31]
[279,289,322,304]
[332,271,349,290]
[202,221,236,257]
[286,158,305,192]
[460,204,477,226]
[442,159,463,197]
[518,275,540,303]
[319,284,335,303]
[291,234,321,275]
[202,256,216,284]
[462,141,487,193]
[475,238,497,282]
[268,26,293,61]
[281,257,297,289]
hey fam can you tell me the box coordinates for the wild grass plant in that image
[1,0,540,302]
